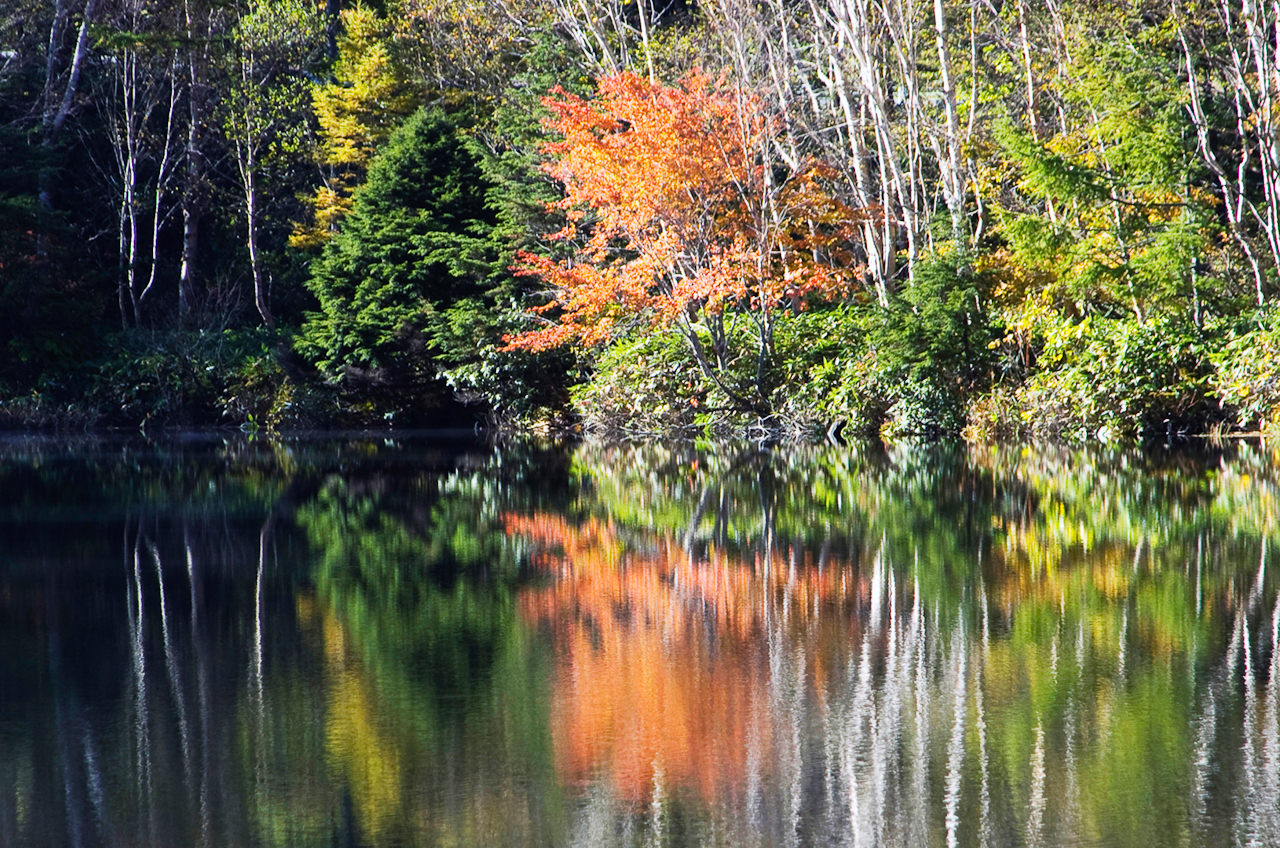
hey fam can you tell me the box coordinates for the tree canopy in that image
[510,71,863,414]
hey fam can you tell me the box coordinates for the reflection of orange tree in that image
[507,512,864,804]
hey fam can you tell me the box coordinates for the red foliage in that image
[507,72,865,352]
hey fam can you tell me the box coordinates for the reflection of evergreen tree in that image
[289,445,572,843]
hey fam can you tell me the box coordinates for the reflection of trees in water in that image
[3,439,1280,848]
[0,454,566,847]
[522,443,1280,848]
[0,437,561,848]
[290,452,571,847]
[0,508,289,848]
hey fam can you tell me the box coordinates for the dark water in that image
[1,434,1277,848]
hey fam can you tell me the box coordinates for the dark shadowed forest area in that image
[3,0,1280,441]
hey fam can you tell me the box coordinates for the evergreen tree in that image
[432,32,591,422]
[299,106,495,387]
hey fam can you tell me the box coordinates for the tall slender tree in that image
[290,6,415,252]
[224,0,324,327]
[96,3,185,328]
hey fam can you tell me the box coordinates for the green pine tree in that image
[299,106,495,387]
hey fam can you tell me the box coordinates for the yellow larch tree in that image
[290,6,416,251]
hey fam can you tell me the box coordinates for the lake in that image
[0,434,1276,848]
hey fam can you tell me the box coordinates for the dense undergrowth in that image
[5,263,1278,444]
[569,280,1280,444]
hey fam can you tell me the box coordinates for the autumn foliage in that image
[507,511,865,803]
[508,72,864,367]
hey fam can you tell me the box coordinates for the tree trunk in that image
[808,0,901,303]
[246,166,274,328]
[138,55,182,322]
[1240,0,1280,299]
[933,0,967,250]
[38,0,98,254]
[180,0,212,323]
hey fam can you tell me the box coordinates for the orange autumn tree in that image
[509,72,866,415]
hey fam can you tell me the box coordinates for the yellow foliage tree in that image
[290,6,416,250]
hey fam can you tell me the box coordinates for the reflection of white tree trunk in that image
[254,528,265,698]
[1190,606,1245,839]
[1063,652,1079,838]
[1261,597,1280,842]
[786,643,805,848]
[1117,607,1128,684]
[150,540,193,791]
[943,621,966,848]
[80,723,108,841]
[844,638,875,846]
[870,542,884,631]
[977,589,991,848]
[128,524,154,843]
[1197,534,1204,617]
[1240,613,1258,844]
[48,584,86,848]
[250,522,270,806]
[1234,540,1275,843]
[1189,678,1217,836]
[1027,723,1046,848]
[645,763,666,848]
[187,529,213,848]
[909,571,931,848]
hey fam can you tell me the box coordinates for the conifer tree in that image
[290,6,415,251]
[299,107,495,385]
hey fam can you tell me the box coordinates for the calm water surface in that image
[1,434,1277,848]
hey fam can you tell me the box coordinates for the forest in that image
[2,0,1279,441]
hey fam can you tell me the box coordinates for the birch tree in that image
[37,0,98,254]
[97,5,185,329]
[178,0,228,323]
[1174,0,1280,304]
[224,0,323,328]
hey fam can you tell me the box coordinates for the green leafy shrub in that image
[87,328,319,428]
[963,386,1028,442]
[436,299,579,427]
[566,254,998,441]
[571,305,882,440]
[575,309,881,438]
[1211,308,1280,433]
[0,394,99,432]
[1013,314,1213,441]
[570,328,706,436]
[871,256,999,438]
[771,305,887,438]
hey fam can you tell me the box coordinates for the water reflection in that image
[522,443,1280,847]
[0,436,1277,847]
